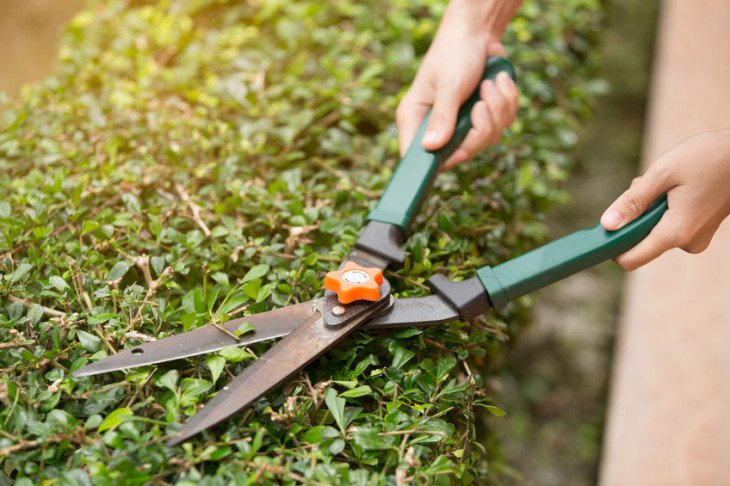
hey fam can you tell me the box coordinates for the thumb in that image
[421,81,463,151]
[601,169,671,231]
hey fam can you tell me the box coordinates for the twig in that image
[123,330,156,343]
[0,341,32,351]
[209,317,240,341]
[175,183,211,237]
[6,295,66,318]
[0,432,90,457]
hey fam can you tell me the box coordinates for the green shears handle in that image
[367,57,516,231]
[477,196,668,309]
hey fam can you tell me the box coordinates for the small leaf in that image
[76,330,101,352]
[352,427,394,451]
[339,385,371,398]
[234,322,255,338]
[324,388,345,433]
[157,369,179,392]
[49,275,70,292]
[98,408,134,432]
[10,263,33,283]
[392,327,422,339]
[151,256,166,276]
[329,439,345,455]
[206,356,225,383]
[391,346,415,369]
[210,272,229,286]
[483,404,507,417]
[219,345,252,363]
[242,264,269,283]
[107,261,131,282]
[180,378,212,407]
[27,304,44,325]
[302,425,324,444]
[87,313,116,325]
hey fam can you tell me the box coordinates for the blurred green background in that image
[0,0,659,483]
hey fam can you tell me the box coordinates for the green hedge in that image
[0,0,602,483]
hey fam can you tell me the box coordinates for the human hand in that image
[396,0,520,170]
[601,128,730,270]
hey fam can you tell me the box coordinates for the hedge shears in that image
[74,58,668,445]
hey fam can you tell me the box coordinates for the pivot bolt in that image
[324,261,383,304]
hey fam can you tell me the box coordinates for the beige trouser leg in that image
[600,1,730,485]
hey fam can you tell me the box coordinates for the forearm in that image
[442,0,522,45]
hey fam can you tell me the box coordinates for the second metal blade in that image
[166,288,390,445]
[73,301,318,377]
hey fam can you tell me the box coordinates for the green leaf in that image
[27,304,44,325]
[339,385,371,398]
[10,263,33,283]
[49,275,70,292]
[352,427,395,451]
[242,264,269,283]
[87,313,116,325]
[234,322,255,337]
[218,291,249,315]
[482,404,507,417]
[157,369,179,392]
[324,388,345,433]
[107,261,131,282]
[0,201,10,218]
[207,356,225,383]
[391,345,416,369]
[98,408,134,432]
[76,330,101,352]
[392,327,422,339]
[211,272,229,286]
[219,345,252,363]
[180,378,212,407]
[182,287,205,313]
[329,439,345,455]
[302,425,324,444]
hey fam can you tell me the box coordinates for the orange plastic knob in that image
[324,261,384,304]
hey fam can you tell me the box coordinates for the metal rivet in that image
[331,306,346,316]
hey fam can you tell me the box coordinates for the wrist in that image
[445,0,521,39]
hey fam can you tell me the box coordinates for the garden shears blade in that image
[73,301,319,377]
[166,280,391,445]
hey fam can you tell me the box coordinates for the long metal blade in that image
[363,295,459,329]
[166,297,388,446]
[73,301,318,377]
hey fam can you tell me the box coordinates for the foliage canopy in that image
[0,0,601,483]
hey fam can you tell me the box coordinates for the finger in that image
[442,148,470,171]
[600,170,673,231]
[442,99,494,169]
[482,78,513,133]
[488,42,507,57]
[396,92,431,157]
[422,80,463,151]
[614,213,679,271]
[495,71,519,120]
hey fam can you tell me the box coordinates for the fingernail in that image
[423,130,440,146]
[601,209,624,229]
[484,81,499,102]
[496,71,511,90]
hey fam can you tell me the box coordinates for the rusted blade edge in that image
[73,301,319,377]
[166,287,390,446]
